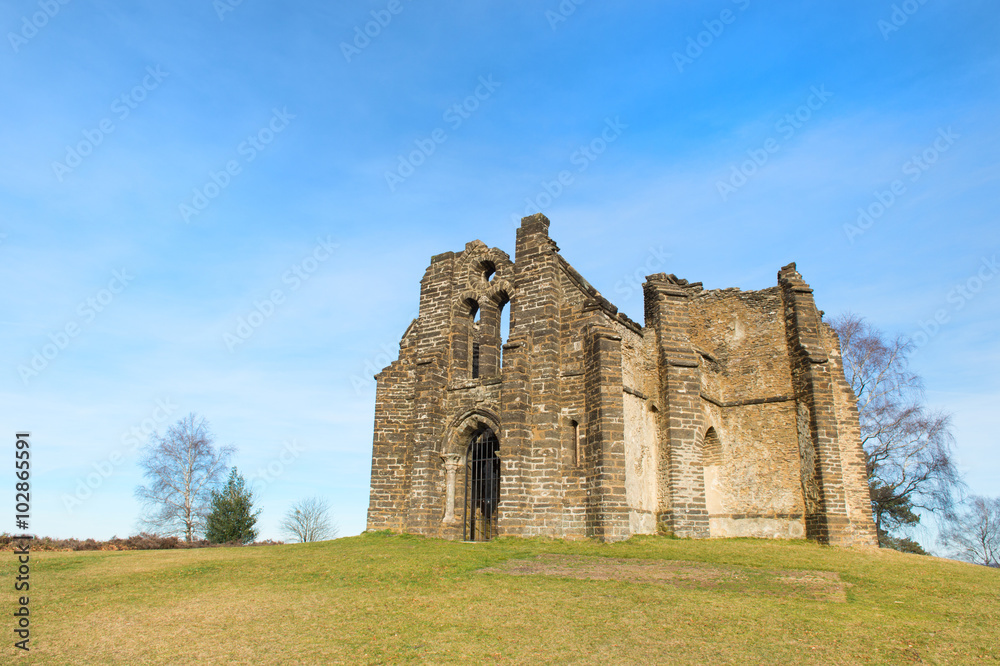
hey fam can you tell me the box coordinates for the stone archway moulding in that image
[442,408,501,458]
[440,408,501,525]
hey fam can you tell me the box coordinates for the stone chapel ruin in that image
[367,214,876,545]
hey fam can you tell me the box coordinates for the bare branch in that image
[133,413,234,541]
[279,497,338,543]
[830,313,965,548]
[939,496,1000,566]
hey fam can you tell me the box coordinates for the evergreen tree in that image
[870,478,924,552]
[205,467,261,544]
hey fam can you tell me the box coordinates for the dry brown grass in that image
[484,553,848,601]
[4,532,998,664]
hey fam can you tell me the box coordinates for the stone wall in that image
[825,323,879,546]
[687,288,805,539]
[366,215,876,546]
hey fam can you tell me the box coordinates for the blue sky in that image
[2,0,997,547]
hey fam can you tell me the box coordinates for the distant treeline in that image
[0,533,283,551]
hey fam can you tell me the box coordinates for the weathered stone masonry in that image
[367,214,876,545]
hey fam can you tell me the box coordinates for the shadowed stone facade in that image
[367,214,876,545]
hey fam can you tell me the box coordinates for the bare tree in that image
[134,413,235,542]
[831,313,964,547]
[279,497,338,543]
[940,496,1000,567]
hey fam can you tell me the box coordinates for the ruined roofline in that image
[423,216,800,336]
[517,214,797,332]
[643,262,805,301]
[515,213,642,334]
[422,215,642,334]
[553,253,643,334]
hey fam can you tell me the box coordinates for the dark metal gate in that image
[463,428,500,541]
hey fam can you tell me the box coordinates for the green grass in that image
[5,532,998,664]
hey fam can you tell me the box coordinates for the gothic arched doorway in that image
[463,428,500,541]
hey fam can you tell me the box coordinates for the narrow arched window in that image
[464,298,480,379]
[498,293,511,371]
[570,419,583,466]
[703,428,722,467]
[702,427,723,523]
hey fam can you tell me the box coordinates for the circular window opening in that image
[482,261,496,282]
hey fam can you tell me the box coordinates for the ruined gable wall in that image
[435,243,512,538]
[686,287,806,538]
[549,247,634,540]
[550,252,637,538]
[368,242,516,538]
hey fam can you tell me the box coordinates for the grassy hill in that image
[6,532,998,664]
